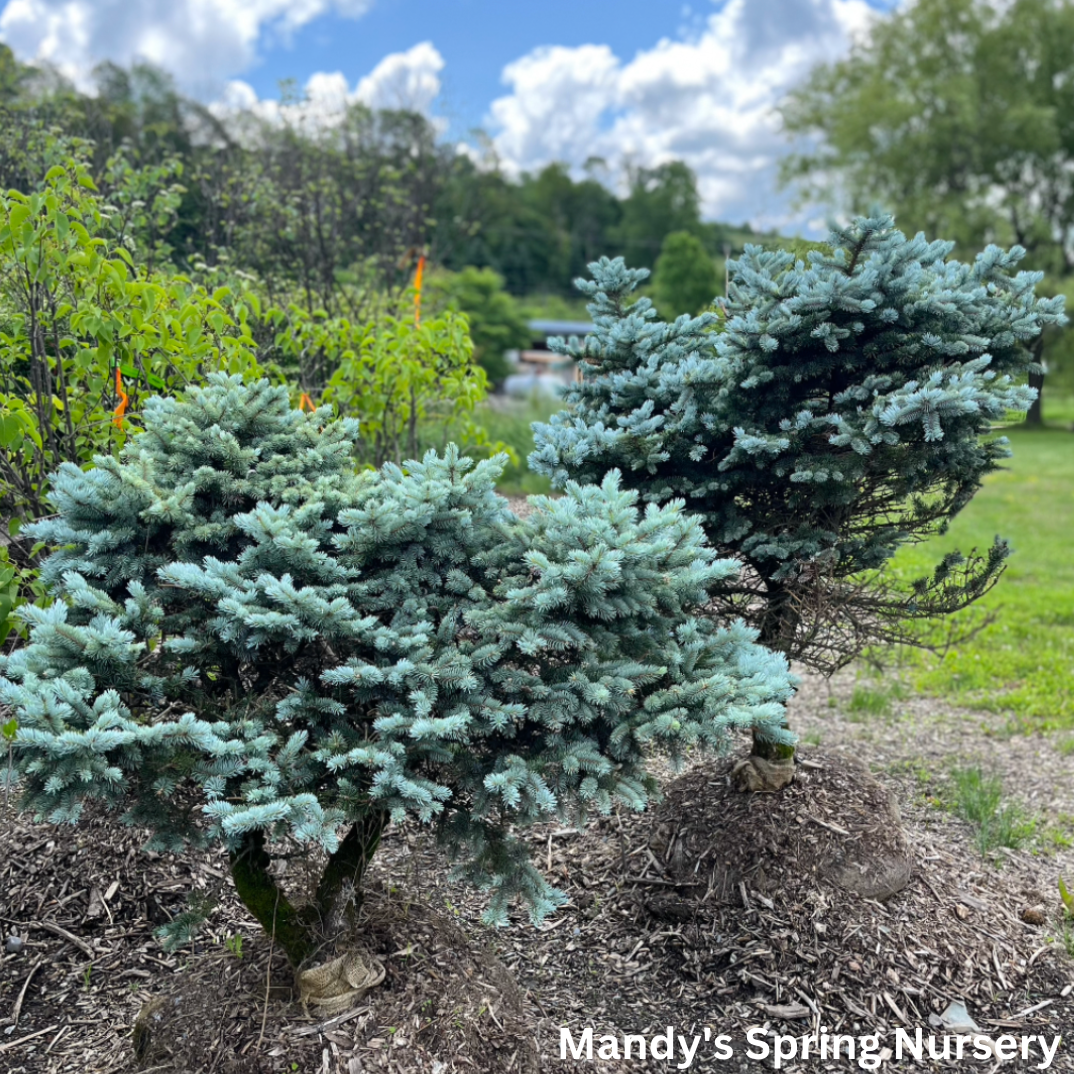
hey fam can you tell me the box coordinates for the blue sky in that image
[0,0,902,229]
[249,2,706,136]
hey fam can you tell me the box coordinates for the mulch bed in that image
[0,803,311,1073]
[497,751,1074,1070]
[3,680,1074,1073]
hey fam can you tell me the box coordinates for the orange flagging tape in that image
[414,254,426,325]
[113,367,129,428]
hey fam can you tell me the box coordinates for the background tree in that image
[0,375,792,968]
[614,162,705,272]
[427,266,531,383]
[0,43,28,104]
[780,0,1074,422]
[531,215,1065,790]
[0,55,767,310]
[433,159,624,296]
[651,231,720,318]
[188,102,446,312]
[525,162,626,286]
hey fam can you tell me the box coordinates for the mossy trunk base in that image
[229,830,317,968]
[228,813,388,971]
[314,811,387,933]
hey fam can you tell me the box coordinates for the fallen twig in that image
[35,920,95,959]
[627,876,704,888]
[11,958,43,1027]
[803,812,851,837]
[1012,998,1053,1019]
[289,1005,371,1038]
[0,1023,60,1053]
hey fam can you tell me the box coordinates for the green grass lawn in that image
[478,396,559,497]
[1039,389,1074,427]
[895,423,1074,730]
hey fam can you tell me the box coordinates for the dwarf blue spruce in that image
[531,214,1065,789]
[0,374,791,966]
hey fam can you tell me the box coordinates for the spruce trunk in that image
[229,829,317,968]
[733,584,797,792]
[228,811,388,970]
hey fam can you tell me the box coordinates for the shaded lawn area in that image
[895,424,1074,731]
[413,394,557,496]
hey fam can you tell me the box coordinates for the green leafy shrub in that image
[0,547,22,648]
[0,375,792,967]
[0,152,264,547]
[427,266,531,384]
[274,303,497,468]
[0,541,48,652]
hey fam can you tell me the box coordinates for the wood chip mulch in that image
[3,670,1074,1073]
[494,752,1074,1071]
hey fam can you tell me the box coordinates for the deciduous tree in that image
[652,231,720,318]
[780,0,1074,421]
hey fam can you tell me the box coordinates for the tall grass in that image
[948,767,1037,856]
[846,681,907,720]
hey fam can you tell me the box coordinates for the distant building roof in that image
[527,319,594,337]
[518,350,572,366]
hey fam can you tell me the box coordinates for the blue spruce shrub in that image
[0,374,791,966]
[531,214,1065,788]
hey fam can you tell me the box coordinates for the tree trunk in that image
[1026,368,1045,426]
[732,582,798,793]
[732,726,797,793]
[228,811,389,970]
[313,810,387,931]
[1024,336,1046,426]
[229,829,317,968]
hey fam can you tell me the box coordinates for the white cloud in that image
[486,0,893,232]
[492,45,620,168]
[211,42,445,134]
[354,41,443,112]
[0,0,375,94]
